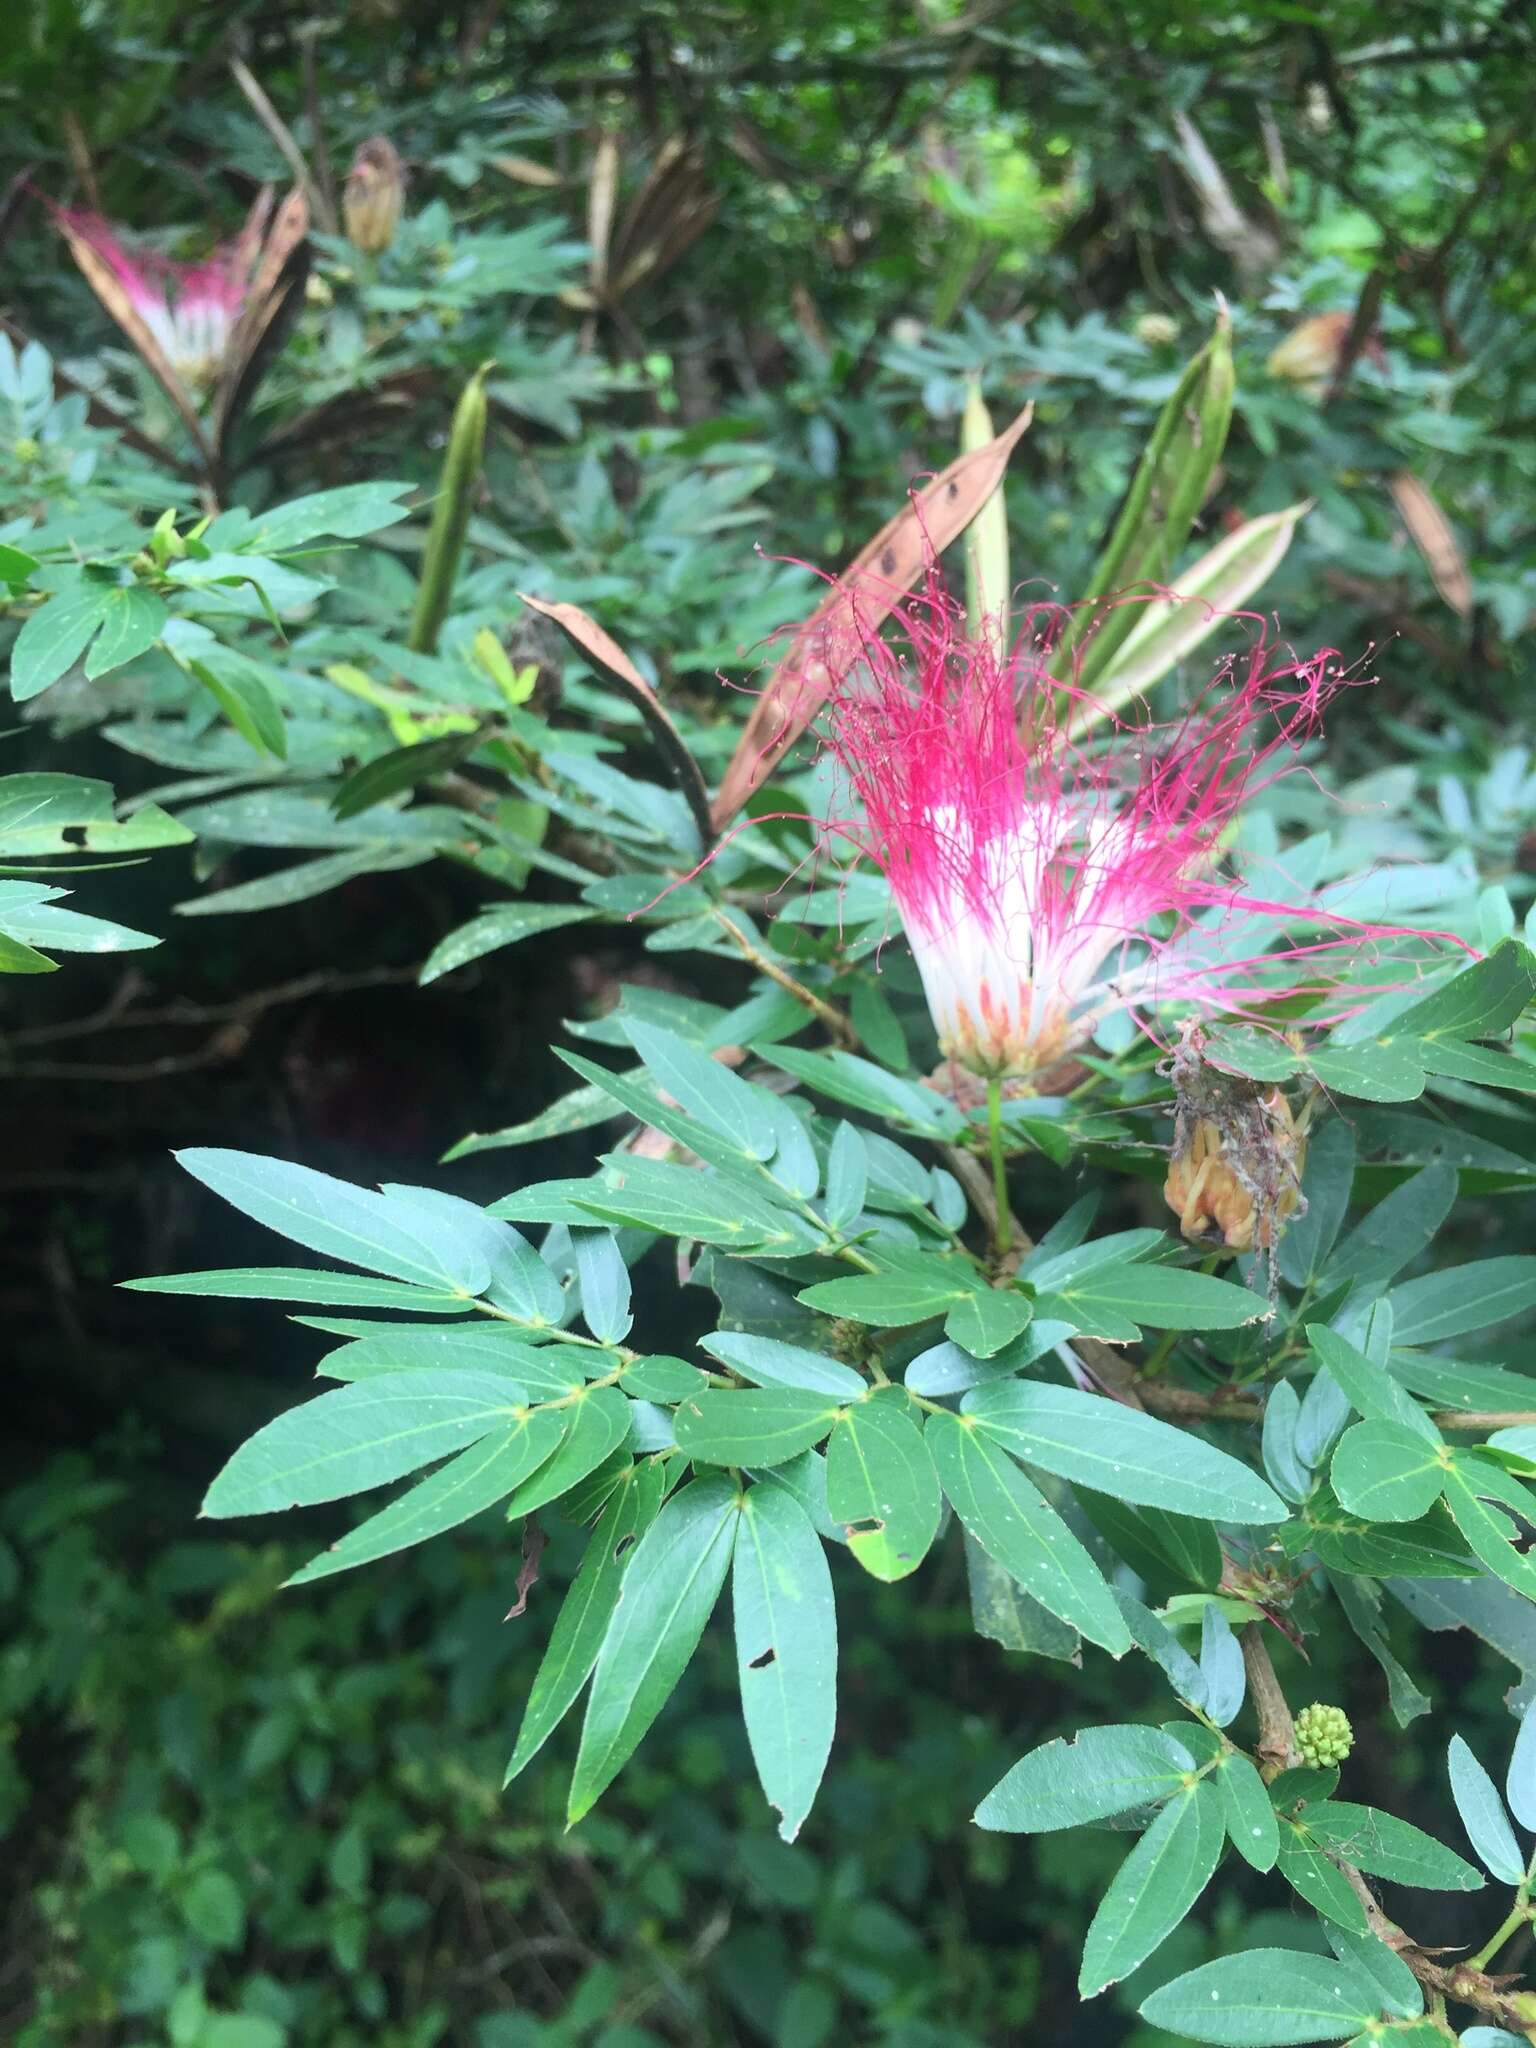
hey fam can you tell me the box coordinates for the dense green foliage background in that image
[5,2,1536,2042]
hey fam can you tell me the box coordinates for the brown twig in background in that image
[229,55,337,233]
[710,907,857,1048]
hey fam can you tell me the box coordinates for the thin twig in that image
[229,56,336,232]
[711,907,858,1048]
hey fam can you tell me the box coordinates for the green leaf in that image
[1440,1460,1536,1601]
[756,1042,967,1138]
[1034,1260,1265,1336]
[332,729,483,821]
[1139,1950,1376,2044]
[1305,1801,1484,1890]
[964,1534,1081,1658]
[285,1409,567,1584]
[965,1381,1286,1524]
[1200,1606,1246,1725]
[188,655,287,760]
[571,1229,632,1345]
[1324,1925,1423,2021]
[797,1258,981,1326]
[1330,1422,1446,1522]
[1392,941,1536,1043]
[1218,1751,1279,1872]
[176,845,436,917]
[1278,1118,1356,1288]
[1507,1692,1536,1831]
[619,1356,706,1402]
[1078,1778,1224,1996]
[733,1484,836,1842]
[823,1122,869,1228]
[1276,1820,1369,1932]
[698,1332,866,1398]
[627,1021,778,1160]
[1077,1493,1224,1592]
[1323,1166,1457,1293]
[175,1148,489,1294]
[572,1157,813,1253]
[824,1390,942,1582]
[975,1723,1195,1832]
[1447,1734,1525,1883]
[568,1475,739,1822]
[9,577,114,699]
[419,904,597,985]
[443,1081,619,1159]
[926,1411,1129,1653]
[320,1327,582,1396]
[674,1388,842,1468]
[1309,1041,1428,1103]
[1391,1258,1536,1345]
[943,1286,1034,1358]
[240,481,414,549]
[1420,1038,1536,1090]
[82,582,167,679]
[502,1387,631,1518]
[202,1369,528,1516]
[1308,1326,1440,1443]
[506,1464,665,1782]
[0,541,39,585]
[121,1267,473,1311]
[182,1869,246,1950]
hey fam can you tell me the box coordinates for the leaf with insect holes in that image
[733,1483,836,1842]
[825,1390,941,1582]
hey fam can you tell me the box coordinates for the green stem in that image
[986,1076,1012,1258]
[1468,1898,1532,1972]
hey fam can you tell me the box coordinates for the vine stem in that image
[985,1076,1012,1258]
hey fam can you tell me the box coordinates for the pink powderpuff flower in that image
[807,569,1401,1079]
[50,208,260,390]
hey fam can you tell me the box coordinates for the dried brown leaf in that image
[710,404,1034,829]
[1387,471,1472,618]
[517,593,715,847]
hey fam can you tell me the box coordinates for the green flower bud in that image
[1294,1702,1353,1769]
[12,437,40,465]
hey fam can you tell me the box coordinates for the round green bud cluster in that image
[1134,312,1180,349]
[12,437,40,465]
[1295,1702,1353,1768]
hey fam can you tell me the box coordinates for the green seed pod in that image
[1294,1701,1353,1769]
[1050,305,1235,694]
[407,362,492,656]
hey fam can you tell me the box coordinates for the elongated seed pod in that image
[407,362,491,655]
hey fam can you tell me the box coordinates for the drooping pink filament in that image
[53,210,254,389]
[807,568,1406,1076]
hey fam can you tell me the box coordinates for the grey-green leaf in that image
[1139,1950,1376,2044]
[825,1390,942,1582]
[1330,1422,1446,1523]
[202,1369,529,1516]
[1078,1778,1225,1996]
[1448,1735,1525,1884]
[975,1723,1195,1833]
[927,1412,1130,1654]
[285,1409,567,1584]
[505,1463,665,1783]
[1218,1751,1279,1872]
[674,1387,844,1467]
[699,1331,866,1398]
[175,1148,489,1294]
[733,1484,836,1842]
[966,1381,1286,1524]
[568,1475,739,1822]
